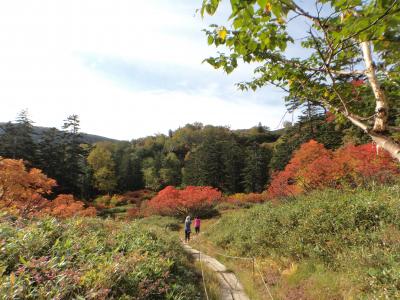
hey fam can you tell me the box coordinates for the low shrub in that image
[94,195,126,208]
[0,216,201,299]
[121,190,156,206]
[226,192,270,205]
[205,185,400,298]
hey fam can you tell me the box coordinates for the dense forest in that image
[0,106,368,200]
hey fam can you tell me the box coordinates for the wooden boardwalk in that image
[183,243,250,300]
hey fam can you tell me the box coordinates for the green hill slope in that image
[0,123,120,144]
[203,185,400,299]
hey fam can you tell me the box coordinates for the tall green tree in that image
[270,114,345,171]
[160,152,182,187]
[142,154,163,191]
[0,110,37,164]
[183,137,245,193]
[0,122,18,159]
[220,140,244,193]
[60,115,86,196]
[37,127,64,181]
[242,144,271,193]
[87,145,117,194]
[201,0,400,161]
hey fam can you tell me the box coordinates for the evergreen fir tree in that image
[60,115,85,196]
[37,127,64,181]
[0,122,18,159]
[242,144,271,193]
[0,110,37,164]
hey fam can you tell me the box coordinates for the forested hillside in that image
[0,123,118,144]
[1,0,400,299]
[1,107,367,200]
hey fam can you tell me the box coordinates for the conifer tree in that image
[0,122,18,159]
[37,127,64,182]
[60,115,85,196]
[0,110,37,164]
[242,144,271,193]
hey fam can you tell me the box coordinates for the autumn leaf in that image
[218,27,227,40]
[265,2,272,13]
[10,272,15,286]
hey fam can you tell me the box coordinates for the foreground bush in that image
[206,185,400,298]
[0,216,200,299]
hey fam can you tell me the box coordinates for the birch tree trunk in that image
[345,114,400,162]
[360,41,389,132]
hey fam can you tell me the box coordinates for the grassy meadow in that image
[0,215,202,300]
[194,184,400,299]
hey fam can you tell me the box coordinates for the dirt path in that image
[183,243,250,300]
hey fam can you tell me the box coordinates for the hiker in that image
[184,215,191,243]
[194,216,201,234]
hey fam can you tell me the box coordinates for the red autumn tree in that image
[0,157,56,216]
[267,140,399,199]
[146,186,222,217]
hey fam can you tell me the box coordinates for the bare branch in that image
[388,126,400,133]
[330,69,366,76]
[309,29,350,114]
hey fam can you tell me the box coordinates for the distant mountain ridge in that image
[0,123,120,144]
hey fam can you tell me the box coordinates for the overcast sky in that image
[0,0,306,140]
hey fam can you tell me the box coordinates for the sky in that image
[0,0,306,140]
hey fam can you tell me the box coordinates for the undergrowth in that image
[0,216,201,299]
[204,185,400,299]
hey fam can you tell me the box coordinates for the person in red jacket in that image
[194,216,201,234]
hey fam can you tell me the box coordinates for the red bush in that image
[43,194,97,218]
[267,140,399,199]
[146,186,222,217]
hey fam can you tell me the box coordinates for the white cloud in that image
[0,0,290,140]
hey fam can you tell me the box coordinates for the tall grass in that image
[204,185,400,299]
[0,215,201,299]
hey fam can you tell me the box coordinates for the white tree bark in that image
[360,41,389,132]
[346,114,400,161]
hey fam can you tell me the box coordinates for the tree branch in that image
[340,0,399,46]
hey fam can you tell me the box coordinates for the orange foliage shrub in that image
[43,194,97,218]
[0,157,56,216]
[267,140,399,199]
[0,157,96,218]
[146,186,222,217]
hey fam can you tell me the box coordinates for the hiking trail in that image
[183,243,250,300]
